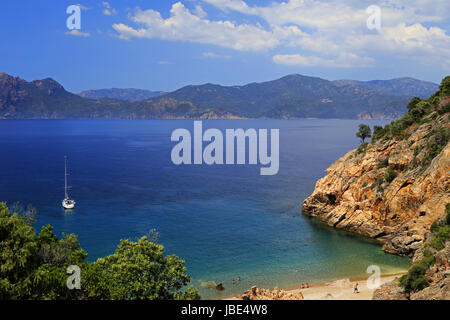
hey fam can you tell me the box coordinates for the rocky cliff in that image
[302,77,450,257]
[373,212,449,300]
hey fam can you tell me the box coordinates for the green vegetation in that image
[428,204,450,251]
[0,202,200,300]
[355,142,368,155]
[421,127,450,168]
[356,124,372,143]
[399,252,434,293]
[377,157,389,169]
[372,125,388,141]
[384,167,397,183]
[367,76,450,173]
[83,237,200,300]
[370,177,384,189]
[399,203,450,293]
[371,76,450,143]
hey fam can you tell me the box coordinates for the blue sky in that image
[0,0,449,93]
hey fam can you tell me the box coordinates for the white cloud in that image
[194,5,207,18]
[383,23,450,51]
[76,4,91,11]
[112,2,287,51]
[203,0,449,28]
[102,1,117,16]
[203,52,232,59]
[66,29,90,37]
[111,0,450,68]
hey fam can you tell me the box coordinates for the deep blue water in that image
[0,119,410,299]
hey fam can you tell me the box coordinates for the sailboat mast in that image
[64,156,68,199]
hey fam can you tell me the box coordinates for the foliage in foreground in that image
[0,202,200,300]
[399,204,450,293]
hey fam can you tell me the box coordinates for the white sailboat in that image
[62,156,76,209]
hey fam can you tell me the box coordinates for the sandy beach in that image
[291,274,404,300]
[225,273,406,300]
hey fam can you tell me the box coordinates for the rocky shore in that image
[239,286,304,300]
[302,78,450,300]
[302,112,449,257]
[373,236,449,300]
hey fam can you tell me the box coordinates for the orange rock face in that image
[302,113,449,256]
[240,286,304,300]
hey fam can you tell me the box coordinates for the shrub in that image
[356,142,368,155]
[430,220,440,233]
[407,97,421,111]
[403,204,450,293]
[430,225,450,251]
[399,254,434,293]
[372,125,387,141]
[370,177,384,189]
[445,203,450,225]
[384,167,397,183]
[376,185,384,195]
[438,101,450,115]
[439,76,450,97]
[377,157,389,168]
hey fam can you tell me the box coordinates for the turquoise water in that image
[0,119,410,299]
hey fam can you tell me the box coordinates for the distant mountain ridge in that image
[157,74,438,119]
[0,73,237,119]
[0,72,439,120]
[79,88,165,101]
[333,77,438,98]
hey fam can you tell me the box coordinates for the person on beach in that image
[354,283,359,293]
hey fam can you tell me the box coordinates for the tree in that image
[84,237,200,300]
[407,97,421,111]
[372,125,386,141]
[0,202,200,300]
[0,202,87,299]
[356,124,372,143]
[439,76,450,97]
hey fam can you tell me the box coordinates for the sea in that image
[0,119,410,299]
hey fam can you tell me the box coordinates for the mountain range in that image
[0,72,439,120]
[79,88,165,101]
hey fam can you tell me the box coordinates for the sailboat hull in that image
[62,198,75,209]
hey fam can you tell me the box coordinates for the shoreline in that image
[222,272,406,300]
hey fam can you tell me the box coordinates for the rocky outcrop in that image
[372,279,408,300]
[302,112,449,257]
[411,240,450,300]
[239,286,304,300]
[373,241,449,300]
